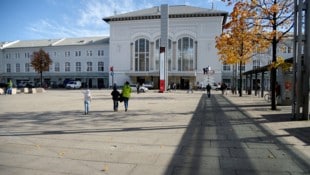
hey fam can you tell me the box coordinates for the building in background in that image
[1,5,293,91]
[0,37,109,88]
[103,5,228,89]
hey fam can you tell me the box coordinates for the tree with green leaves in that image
[31,49,52,88]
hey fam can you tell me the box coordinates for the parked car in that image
[142,81,154,89]
[211,84,221,91]
[17,81,35,88]
[130,84,148,92]
[66,81,82,89]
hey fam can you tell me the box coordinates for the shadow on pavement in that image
[262,113,292,122]
[285,127,310,146]
[164,94,310,175]
[0,109,190,136]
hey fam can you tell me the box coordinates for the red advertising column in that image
[159,47,165,93]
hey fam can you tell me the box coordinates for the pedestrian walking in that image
[6,80,13,95]
[136,83,140,94]
[220,82,227,95]
[206,83,211,98]
[111,85,121,112]
[122,81,132,112]
[187,82,193,93]
[83,89,92,115]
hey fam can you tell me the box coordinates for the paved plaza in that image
[0,89,309,175]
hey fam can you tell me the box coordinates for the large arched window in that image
[177,37,194,71]
[155,39,172,71]
[134,38,149,71]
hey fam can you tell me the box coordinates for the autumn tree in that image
[31,49,52,87]
[216,1,269,97]
[222,0,294,109]
[250,0,294,110]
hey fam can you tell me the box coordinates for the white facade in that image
[1,5,295,91]
[221,36,294,90]
[103,5,228,89]
[0,37,110,88]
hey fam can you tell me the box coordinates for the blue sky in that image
[0,0,232,42]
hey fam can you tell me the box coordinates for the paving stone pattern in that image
[0,90,309,175]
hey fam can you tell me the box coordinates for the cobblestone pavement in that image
[0,89,309,175]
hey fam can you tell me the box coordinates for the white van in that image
[66,81,81,89]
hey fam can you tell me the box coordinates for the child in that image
[83,89,92,115]
[111,85,121,111]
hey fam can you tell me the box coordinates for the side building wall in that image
[0,37,110,89]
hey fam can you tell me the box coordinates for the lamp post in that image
[110,66,114,87]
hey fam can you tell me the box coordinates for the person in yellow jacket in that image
[122,81,132,111]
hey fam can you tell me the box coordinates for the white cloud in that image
[26,0,156,39]
[27,0,228,40]
[27,19,109,39]
[77,0,154,27]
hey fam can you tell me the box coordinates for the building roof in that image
[103,5,228,24]
[2,39,59,48]
[1,36,109,49]
[243,57,293,75]
[52,37,109,46]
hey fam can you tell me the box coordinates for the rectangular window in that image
[238,64,245,71]
[16,63,20,72]
[223,64,231,71]
[287,46,292,53]
[25,63,30,72]
[253,60,260,69]
[6,64,11,72]
[87,62,92,72]
[55,62,60,72]
[98,62,104,71]
[98,50,104,56]
[15,53,20,59]
[65,62,70,72]
[87,50,93,56]
[25,53,28,58]
[75,51,81,57]
[76,62,81,72]
[65,51,70,57]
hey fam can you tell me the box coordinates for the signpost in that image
[110,66,114,87]
[159,4,168,93]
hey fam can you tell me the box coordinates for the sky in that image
[0,0,233,42]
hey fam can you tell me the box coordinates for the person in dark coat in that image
[111,85,121,111]
[206,84,212,98]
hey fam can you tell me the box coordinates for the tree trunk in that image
[40,71,43,88]
[271,10,277,110]
[239,61,243,97]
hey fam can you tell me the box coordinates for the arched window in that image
[155,39,172,71]
[134,38,149,71]
[177,37,194,71]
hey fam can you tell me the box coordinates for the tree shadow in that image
[0,109,191,137]
[285,127,310,146]
[164,94,310,175]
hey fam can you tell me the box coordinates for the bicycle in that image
[264,92,279,103]
[264,92,271,102]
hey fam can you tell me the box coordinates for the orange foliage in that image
[216,1,269,65]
